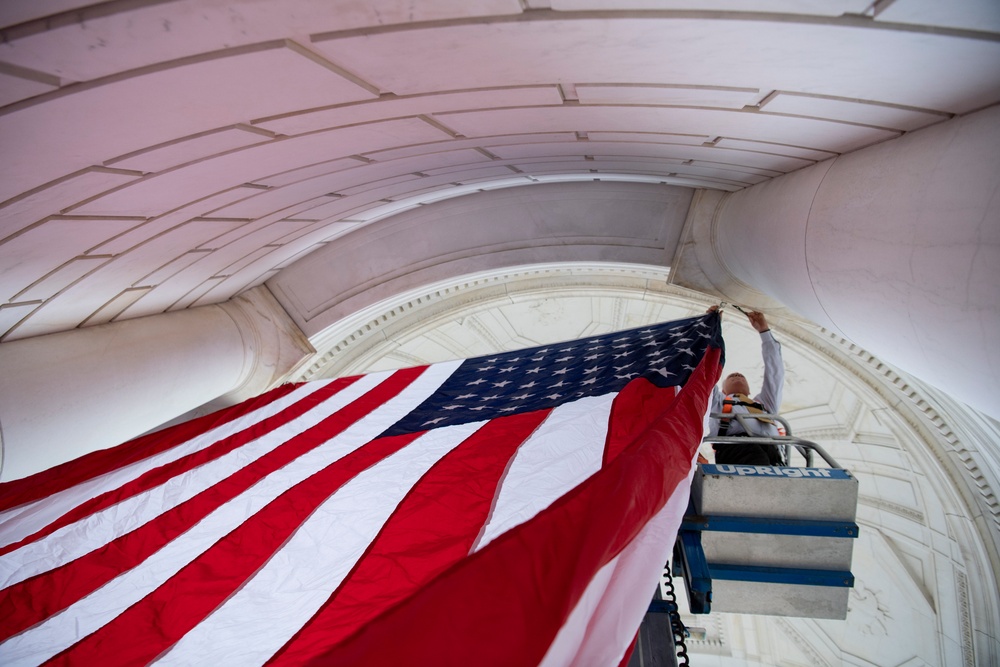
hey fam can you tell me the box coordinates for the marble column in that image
[672,104,1000,420]
[0,286,313,481]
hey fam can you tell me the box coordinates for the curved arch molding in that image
[292,261,999,665]
[266,181,695,338]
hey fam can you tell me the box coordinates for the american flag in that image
[0,312,723,667]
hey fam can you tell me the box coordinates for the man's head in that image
[722,372,750,396]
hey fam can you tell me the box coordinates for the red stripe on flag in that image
[44,431,426,667]
[267,409,551,665]
[0,376,362,557]
[307,346,722,667]
[619,630,640,667]
[0,368,425,645]
[0,382,304,513]
[603,381,680,467]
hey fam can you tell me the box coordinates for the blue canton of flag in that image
[383,313,725,436]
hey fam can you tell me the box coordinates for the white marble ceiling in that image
[2,5,999,661]
[2,0,999,341]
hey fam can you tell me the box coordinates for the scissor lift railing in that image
[707,412,847,468]
[672,413,859,620]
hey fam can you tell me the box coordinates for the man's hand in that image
[745,310,769,333]
[706,305,720,315]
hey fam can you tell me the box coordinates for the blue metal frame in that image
[646,599,677,614]
[673,530,712,614]
[674,510,858,614]
[710,563,854,588]
[681,514,858,538]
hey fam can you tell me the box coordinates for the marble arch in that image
[287,261,1000,665]
[1,2,999,664]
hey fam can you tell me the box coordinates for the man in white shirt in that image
[707,306,785,466]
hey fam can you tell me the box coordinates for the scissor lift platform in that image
[674,415,859,620]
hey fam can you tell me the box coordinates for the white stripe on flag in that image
[540,466,695,667]
[0,381,334,547]
[538,547,618,667]
[474,393,615,551]
[154,420,486,667]
[0,362,463,667]
[0,371,391,589]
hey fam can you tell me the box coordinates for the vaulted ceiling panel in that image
[139,250,215,287]
[0,65,59,108]
[0,168,143,241]
[252,158,368,189]
[0,1,524,80]
[486,140,813,172]
[711,137,838,161]
[0,44,379,203]
[436,106,901,153]
[352,167,522,201]
[0,0,96,30]
[169,277,227,311]
[420,156,586,177]
[1,216,249,340]
[0,217,140,303]
[876,0,1000,33]
[335,174,427,198]
[119,220,313,313]
[0,302,40,337]
[70,118,452,217]
[313,18,1000,112]
[1,0,997,345]
[583,132,712,146]
[361,133,580,162]
[106,127,275,174]
[760,93,951,132]
[253,87,563,136]
[15,256,110,303]
[291,198,364,223]
[546,0,871,13]
[543,160,771,187]
[213,149,494,219]
[270,183,689,314]
[574,84,760,108]
[186,233,352,309]
[85,286,154,326]
[85,187,265,255]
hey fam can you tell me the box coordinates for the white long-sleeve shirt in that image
[710,330,784,437]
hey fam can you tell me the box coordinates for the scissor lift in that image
[673,413,859,620]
